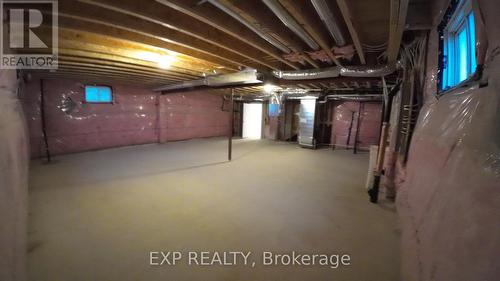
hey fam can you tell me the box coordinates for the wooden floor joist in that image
[155,0,301,70]
[74,0,283,70]
[387,0,409,62]
[336,0,366,64]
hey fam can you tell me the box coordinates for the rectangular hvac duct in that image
[207,69,262,86]
[154,69,262,92]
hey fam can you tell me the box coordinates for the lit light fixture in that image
[158,55,175,69]
[135,51,176,69]
[263,84,280,93]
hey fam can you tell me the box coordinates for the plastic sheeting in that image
[396,0,500,279]
[0,69,29,281]
[397,77,500,281]
[22,78,159,156]
[331,101,382,150]
[159,90,230,142]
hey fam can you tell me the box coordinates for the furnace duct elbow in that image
[272,63,399,80]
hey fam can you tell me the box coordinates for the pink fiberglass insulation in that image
[330,101,382,150]
[22,77,158,156]
[0,70,29,281]
[396,0,500,280]
[158,89,230,142]
[21,77,230,157]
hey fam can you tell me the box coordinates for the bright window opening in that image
[85,86,113,103]
[440,0,476,90]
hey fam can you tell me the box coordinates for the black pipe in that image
[346,111,355,149]
[228,89,234,161]
[40,79,51,163]
[353,102,363,154]
[368,175,381,203]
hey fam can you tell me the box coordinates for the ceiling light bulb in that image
[264,84,277,93]
[158,55,175,69]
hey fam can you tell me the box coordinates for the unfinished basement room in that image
[1,0,499,280]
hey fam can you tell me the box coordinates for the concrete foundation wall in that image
[21,77,230,157]
[397,0,500,280]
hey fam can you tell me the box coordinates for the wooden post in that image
[228,88,234,161]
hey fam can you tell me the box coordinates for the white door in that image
[242,103,262,139]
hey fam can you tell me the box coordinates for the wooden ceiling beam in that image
[278,0,341,66]
[54,16,242,72]
[57,28,229,74]
[154,0,301,70]
[56,48,201,78]
[58,62,183,82]
[39,76,163,87]
[59,55,196,80]
[55,66,178,82]
[214,0,319,68]
[74,0,283,70]
[57,14,259,71]
[57,39,207,77]
[336,0,366,64]
[32,69,173,86]
[56,6,270,71]
[32,73,163,87]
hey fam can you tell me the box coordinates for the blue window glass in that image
[458,26,468,81]
[468,13,477,73]
[440,1,476,91]
[85,86,112,103]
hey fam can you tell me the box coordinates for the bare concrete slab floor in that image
[28,138,400,281]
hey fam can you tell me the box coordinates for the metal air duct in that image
[154,69,263,92]
[325,94,383,101]
[339,64,398,77]
[272,63,399,80]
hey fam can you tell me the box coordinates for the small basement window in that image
[439,0,477,91]
[84,85,113,103]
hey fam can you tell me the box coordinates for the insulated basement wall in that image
[331,101,382,150]
[397,0,500,280]
[21,77,230,157]
[263,102,279,140]
[158,89,230,142]
[0,70,29,281]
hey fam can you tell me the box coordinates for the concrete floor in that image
[28,138,400,281]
